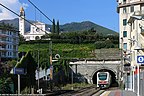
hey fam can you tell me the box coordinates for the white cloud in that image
[0,0,28,20]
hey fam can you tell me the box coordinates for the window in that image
[132,21,135,30]
[7,45,9,49]
[9,52,12,56]
[123,0,126,3]
[8,52,9,56]
[130,6,134,12]
[123,19,127,26]
[123,43,127,50]
[123,31,127,37]
[141,5,144,12]
[123,7,127,13]
[98,73,107,80]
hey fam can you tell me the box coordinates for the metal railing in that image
[0,94,47,96]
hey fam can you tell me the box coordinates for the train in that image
[97,72,111,89]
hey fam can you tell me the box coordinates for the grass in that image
[19,43,95,52]
[62,83,94,90]
[19,43,96,58]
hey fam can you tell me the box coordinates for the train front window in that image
[98,73,107,80]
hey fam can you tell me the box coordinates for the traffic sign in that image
[137,56,144,64]
[14,68,24,74]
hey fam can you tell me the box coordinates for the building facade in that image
[19,7,51,41]
[117,0,144,67]
[0,26,19,60]
[117,0,144,94]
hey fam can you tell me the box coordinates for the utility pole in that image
[37,39,40,92]
[49,40,53,91]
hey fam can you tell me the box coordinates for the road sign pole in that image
[136,56,143,96]
[18,74,20,95]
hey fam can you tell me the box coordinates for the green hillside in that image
[60,21,118,35]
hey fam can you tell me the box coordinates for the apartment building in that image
[0,25,19,61]
[117,0,144,65]
[117,0,144,93]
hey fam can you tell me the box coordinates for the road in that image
[94,90,137,96]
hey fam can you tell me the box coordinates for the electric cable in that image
[28,0,53,23]
[0,3,48,33]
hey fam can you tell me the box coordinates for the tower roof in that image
[20,7,24,12]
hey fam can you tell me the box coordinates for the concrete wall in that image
[69,60,121,84]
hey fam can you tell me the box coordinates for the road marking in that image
[100,91,111,96]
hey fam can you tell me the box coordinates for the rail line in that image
[57,85,100,96]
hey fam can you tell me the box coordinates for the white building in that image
[19,7,51,41]
[117,0,144,65]
[117,0,144,93]
[117,0,144,52]
[0,25,19,60]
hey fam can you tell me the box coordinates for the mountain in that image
[0,18,31,32]
[0,18,118,35]
[60,21,118,35]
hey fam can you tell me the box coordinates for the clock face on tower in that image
[36,28,40,32]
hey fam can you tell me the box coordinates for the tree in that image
[19,34,25,42]
[52,19,56,33]
[56,20,60,35]
[14,51,37,93]
[0,77,12,94]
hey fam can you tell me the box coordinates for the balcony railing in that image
[0,47,7,51]
[118,1,144,8]
[133,10,144,16]
[0,42,6,45]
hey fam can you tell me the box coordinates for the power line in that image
[0,3,48,33]
[28,0,53,23]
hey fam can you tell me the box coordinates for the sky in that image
[0,0,119,32]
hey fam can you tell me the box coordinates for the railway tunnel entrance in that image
[92,69,118,87]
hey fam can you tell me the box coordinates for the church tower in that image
[19,7,25,36]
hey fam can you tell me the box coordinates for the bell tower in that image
[19,7,25,36]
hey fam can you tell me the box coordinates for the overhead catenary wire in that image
[28,0,53,23]
[0,3,48,33]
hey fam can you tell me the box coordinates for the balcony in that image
[117,1,144,8]
[0,42,6,45]
[0,34,8,38]
[0,47,7,51]
[133,10,144,16]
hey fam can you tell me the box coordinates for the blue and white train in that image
[97,72,111,89]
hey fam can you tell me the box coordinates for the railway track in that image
[92,87,119,96]
[58,85,100,96]
[46,86,118,96]
[105,87,119,91]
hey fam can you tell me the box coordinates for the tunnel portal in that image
[92,69,118,87]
